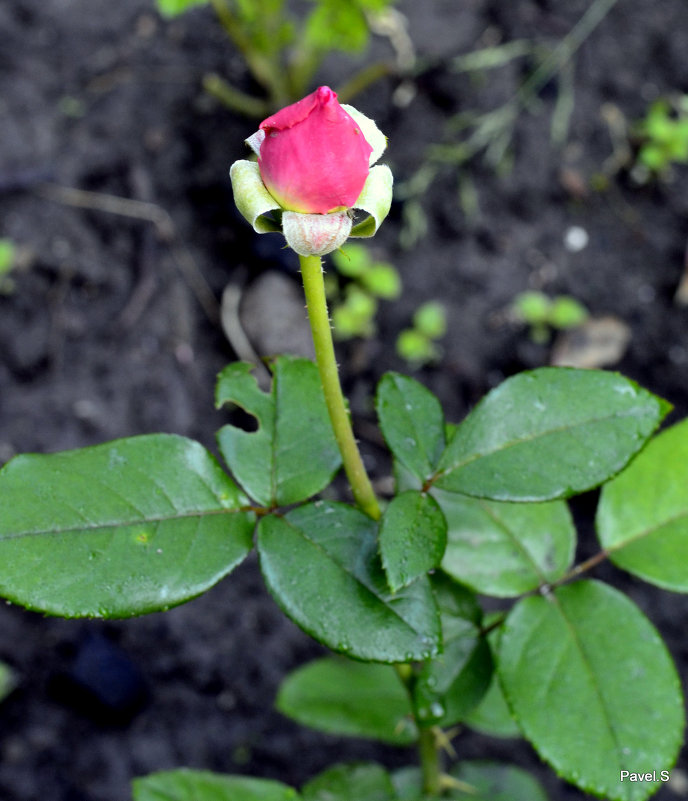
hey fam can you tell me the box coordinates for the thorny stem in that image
[299,254,446,790]
[298,254,381,521]
[418,726,442,796]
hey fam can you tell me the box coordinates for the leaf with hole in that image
[436,489,575,596]
[216,357,341,507]
[0,434,254,618]
[277,657,416,745]
[433,368,669,501]
[498,580,683,801]
[597,418,688,591]
[257,502,441,662]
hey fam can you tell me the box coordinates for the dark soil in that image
[1,1,688,799]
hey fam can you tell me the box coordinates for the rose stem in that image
[301,254,442,794]
[299,253,381,521]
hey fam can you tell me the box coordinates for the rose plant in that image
[1,87,687,801]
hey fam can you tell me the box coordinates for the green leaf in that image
[133,769,298,801]
[413,574,492,727]
[436,489,575,596]
[257,502,441,662]
[0,662,16,703]
[449,762,549,801]
[498,580,683,801]
[155,0,208,18]
[598,418,688,591]
[0,435,254,618]
[462,616,521,738]
[433,368,670,501]
[216,357,341,507]
[389,768,425,801]
[376,373,445,482]
[278,658,416,745]
[379,491,447,591]
[302,764,396,801]
[304,0,369,53]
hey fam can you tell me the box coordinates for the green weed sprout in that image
[329,243,401,341]
[512,290,589,344]
[0,238,17,294]
[396,301,447,366]
[634,96,688,177]
[156,0,399,116]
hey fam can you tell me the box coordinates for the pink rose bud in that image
[258,86,373,215]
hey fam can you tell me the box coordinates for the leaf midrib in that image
[279,514,435,642]
[0,506,248,542]
[434,406,652,479]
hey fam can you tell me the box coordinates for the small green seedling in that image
[329,244,401,341]
[512,290,588,344]
[396,301,447,366]
[634,96,688,177]
[0,238,17,294]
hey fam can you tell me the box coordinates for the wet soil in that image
[1,1,688,799]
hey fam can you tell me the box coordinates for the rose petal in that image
[229,160,282,233]
[258,86,373,214]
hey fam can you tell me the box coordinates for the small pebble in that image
[564,226,589,253]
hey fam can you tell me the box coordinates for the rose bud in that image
[230,86,392,257]
[258,85,373,214]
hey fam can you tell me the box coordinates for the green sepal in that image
[350,165,394,238]
[229,160,282,233]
